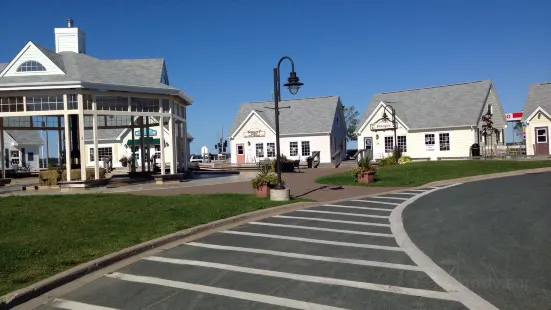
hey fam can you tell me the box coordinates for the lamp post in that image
[381,105,398,164]
[273,56,304,189]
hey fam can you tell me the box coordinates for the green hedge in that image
[39,168,106,186]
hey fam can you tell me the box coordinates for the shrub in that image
[38,170,61,186]
[40,168,107,184]
[379,155,396,167]
[352,156,376,180]
[398,156,413,165]
[270,154,295,173]
[251,165,285,190]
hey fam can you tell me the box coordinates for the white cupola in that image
[54,19,86,54]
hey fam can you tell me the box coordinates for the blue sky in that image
[1,0,549,155]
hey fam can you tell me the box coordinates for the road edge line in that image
[390,184,500,310]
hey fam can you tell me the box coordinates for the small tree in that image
[513,121,523,142]
[343,105,360,142]
[481,111,499,159]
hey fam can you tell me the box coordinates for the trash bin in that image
[470,143,480,157]
[306,156,314,168]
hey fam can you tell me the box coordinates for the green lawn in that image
[0,194,306,296]
[316,160,551,187]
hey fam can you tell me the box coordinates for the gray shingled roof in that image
[5,130,43,145]
[521,82,551,121]
[358,80,493,131]
[0,42,179,92]
[230,96,340,136]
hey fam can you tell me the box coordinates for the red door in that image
[236,144,245,163]
[535,127,549,156]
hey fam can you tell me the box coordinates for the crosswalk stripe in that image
[49,299,119,310]
[351,199,400,205]
[249,222,394,237]
[143,257,457,302]
[107,272,346,310]
[373,196,409,201]
[297,209,390,219]
[220,230,403,251]
[324,204,393,212]
[186,242,421,271]
[273,215,391,227]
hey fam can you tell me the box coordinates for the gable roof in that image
[0,42,192,103]
[5,130,43,145]
[521,82,551,122]
[230,96,340,137]
[358,80,493,131]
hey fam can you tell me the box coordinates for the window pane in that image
[256,143,264,158]
[439,133,450,151]
[397,136,407,152]
[267,143,275,157]
[289,142,298,156]
[237,145,244,155]
[301,141,310,157]
[425,134,435,145]
[384,137,394,153]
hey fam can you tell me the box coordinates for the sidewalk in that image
[131,166,406,202]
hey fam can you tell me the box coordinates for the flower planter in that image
[357,171,375,183]
[255,185,270,197]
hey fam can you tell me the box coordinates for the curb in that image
[0,200,317,310]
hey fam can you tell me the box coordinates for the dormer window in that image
[17,61,46,72]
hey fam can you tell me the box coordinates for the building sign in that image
[370,120,396,131]
[135,128,158,136]
[426,146,435,152]
[243,129,266,138]
[505,112,523,122]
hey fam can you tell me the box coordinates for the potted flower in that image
[352,156,376,183]
[119,156,129,167]
[251,165,286,197]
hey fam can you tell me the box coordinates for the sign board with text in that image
[370,120,396,131]
[135,128,158,136]
[243,129,266,138]
[505,112,523,122]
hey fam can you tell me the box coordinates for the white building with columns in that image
[0,19,192,181]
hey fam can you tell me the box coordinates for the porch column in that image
[57,116,62,166]
[140,116,145,172]
[183,119,188,171]
[146,116,150,172]
[159,116,165,175]
[130,116,135,171]
[0,117,5,179]
[92,95,99,179]
[176,121,182,173]
[63,95,72,181]
[169,100,176,174]
[78,94,86,181]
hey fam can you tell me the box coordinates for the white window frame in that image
[289,141,298,156]
[90,147,113,162]
[255,143,264,158]
[384,136,394,153]
[439,133,450,151]
[301,141,311,157]
[425,134,435,145]
[397,135,407,152]
[266,142,276,157]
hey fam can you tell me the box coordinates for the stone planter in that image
[357,171,375,183]
[255,185,270,197]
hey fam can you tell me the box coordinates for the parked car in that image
[190,155,204,163]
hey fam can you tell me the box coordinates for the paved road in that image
[34,186,480,310]
[404,172,551,310]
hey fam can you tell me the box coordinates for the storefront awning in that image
[127,138,161,145]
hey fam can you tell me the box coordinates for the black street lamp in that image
[273,56,304,189]
[381,105,399,164]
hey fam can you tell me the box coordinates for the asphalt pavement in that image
[404,172,551,310]
[34,186,470,310]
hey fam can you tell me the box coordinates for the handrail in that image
[331,150,343,168]
[310,151,321,168]
[352,149,365,160]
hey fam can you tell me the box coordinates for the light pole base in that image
[270,188,290,201]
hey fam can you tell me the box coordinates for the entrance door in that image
[535,127,549,156]
[236,144,245,164]
[364,137,373,160]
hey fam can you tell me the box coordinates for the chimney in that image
[54,18,86,54]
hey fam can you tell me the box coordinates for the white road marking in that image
[221,230,403,251]
[107,272,346,310]
[49,298,119,310]
[351,199,400,206]
[297,209,390,219]
[249,222,394,237]
[144,257,458,302]
[390,183,500,310]
[187,242,422,271]
[324,204,393,212]
[406,189,429,192]
[388,192,417,196]
[273,215,391,227]
[373,196,409,201]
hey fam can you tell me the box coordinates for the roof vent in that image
[67,18,74,28]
